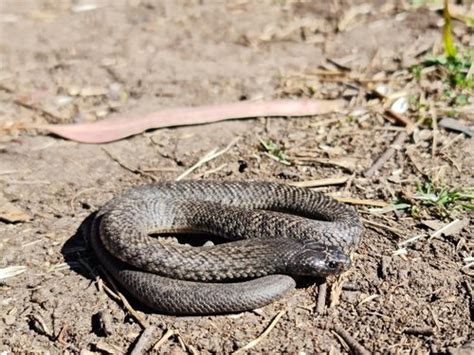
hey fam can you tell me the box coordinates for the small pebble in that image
[3,315,15,325]
[375,85,390,98]
[391,97,408,114]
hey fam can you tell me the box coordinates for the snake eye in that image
[328,260,339,269]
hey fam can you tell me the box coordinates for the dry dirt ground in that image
[0,1,473,354]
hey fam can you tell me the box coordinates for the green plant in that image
[423,53,474,89]
[410,0,473,103]
[410,64,423,80]
[442,0,457,58]
[396,180,474,218]
[258,137,291,165]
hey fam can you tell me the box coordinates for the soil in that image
[0,1,472,354]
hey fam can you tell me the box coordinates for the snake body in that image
[90,181,364,315]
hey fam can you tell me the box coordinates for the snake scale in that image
[89,180,364,315]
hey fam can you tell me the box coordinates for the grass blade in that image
[443,0,457,58]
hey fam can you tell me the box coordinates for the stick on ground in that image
[289,177,348,188]
[97,266,149,329]
[316,282,328,314]
[333,325,371,355]
[152,329,175,351]
[130,326,157,355]
[234,310,285,354]
[102,147,159,182]
[364,131,407,177]
[175,137,240,181]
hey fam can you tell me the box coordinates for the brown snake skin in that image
[89,180,364,315]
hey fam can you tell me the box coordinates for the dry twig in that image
[364,131,407,177]
[130,326,157,355]
[330,271,351,308]
[334,197,387,207]
[384,109,414,132]
[234,310,286,354]
[194,163,228,178]
[152,329,175,351]
[332,325,370,355]
[69,187,96,214]
[361,218,405,238]
[316,282,328,314]
[102,148,159,182]
[176,137,239,181]
[97,267,148,329]
[29,314,53,340]
[55,324,69,345]
[13,98,64,122]
[289,177,348,188]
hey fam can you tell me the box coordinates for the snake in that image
[89,180,364,315]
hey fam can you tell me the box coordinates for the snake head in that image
[286,241,350,277]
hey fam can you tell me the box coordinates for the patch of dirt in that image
[0,1,472,353]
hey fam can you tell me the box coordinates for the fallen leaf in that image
[0,266,27,280]
[40,99,345,144]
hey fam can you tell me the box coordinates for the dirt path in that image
[0,1,472,353]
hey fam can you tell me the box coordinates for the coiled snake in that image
[89,181,364,315]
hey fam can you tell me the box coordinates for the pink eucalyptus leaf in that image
[41,99,345,144]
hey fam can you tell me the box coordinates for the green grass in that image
[258,137,291,165]
[423,52,474,90]
[410,1,473,107]
[396,180,474,218]
[410,50,473,111]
